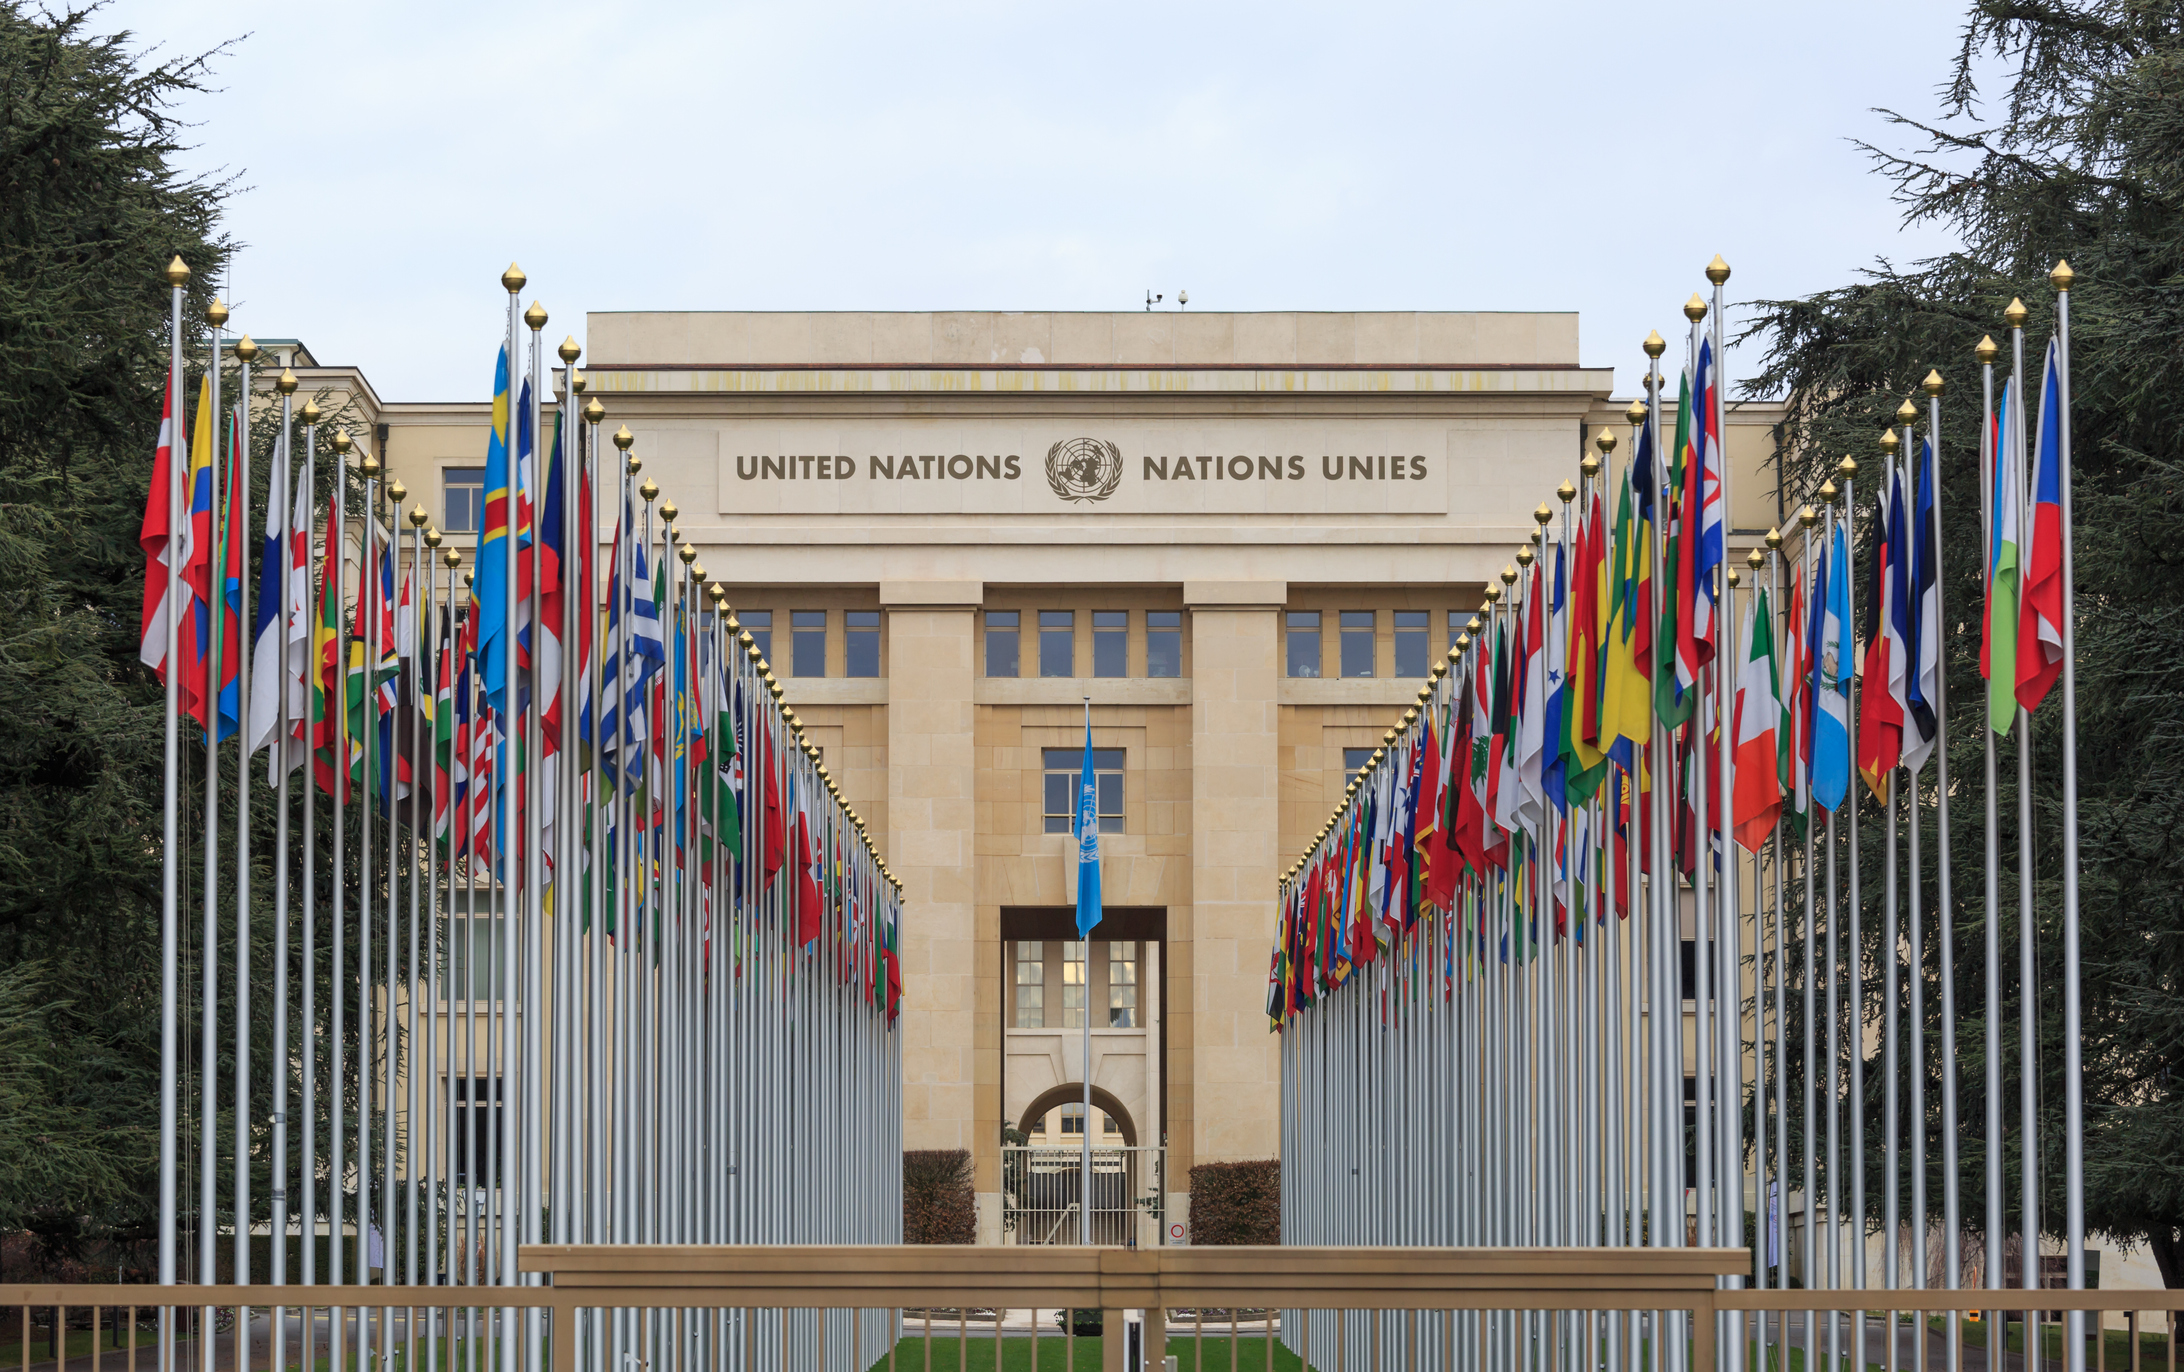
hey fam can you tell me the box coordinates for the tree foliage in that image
[1744,0,2184,1287]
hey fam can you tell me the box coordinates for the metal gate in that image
[1000,1144,1164,1246]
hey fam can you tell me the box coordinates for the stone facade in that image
[300,310,1782,1242]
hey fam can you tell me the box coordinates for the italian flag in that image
[1731,587,1783,853]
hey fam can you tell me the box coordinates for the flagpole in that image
[2008,297,2040,1336]
[520,301,547,1372]
[267,368,298,1372]
[1977,332,2003,1336]
[495,264,523,1372]
[230,332,257,1325]
[157,254,187,1372]
[1796,501,1821,1372]
[200,300,226,1372]
[2052,258,2087,1372]
[1925,366,1963,1364]
[1838,451,1868,1356]
[1080,694,1093,1247]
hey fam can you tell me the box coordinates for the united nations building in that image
[301,309,1781,1245]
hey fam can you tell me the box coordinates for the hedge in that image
[903,1148,976,1244]
[1187,1158,1279,1245]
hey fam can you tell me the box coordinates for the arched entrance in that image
[1003,1084,1153,1246]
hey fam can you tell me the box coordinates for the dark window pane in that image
[845,611,880,678]
[1040,610,1074,677]
[1340,610,1375,678]
[986,611,1019,677]
[1093,611,1127,678]
[792,610,826,677]
[442,468,484,534]
[1343,747,1375,787]
[1147,611,1181,677]
[1394,610,1429,677]
[1286,611,1320,679]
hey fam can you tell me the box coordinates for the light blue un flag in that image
[1074,720,1102,938]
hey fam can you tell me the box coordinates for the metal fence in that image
[13,1245,2184,1372]
[1000,1145,1163,1247]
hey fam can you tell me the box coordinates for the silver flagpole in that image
[231,332,256,1327]
[328,423,353,1372]
[1925,366,1963,1369]
[2052,259,2086,1372]
[1823,477,1846,1372]
[1797,501,1821,1372]
[268,368,298,1372]
[1843,450,1868,1358]
[358,443,379,1371]
[199,297,224,1372]
[2008,298,2039,1352]
[1080,694,1093,1246]
[158,254,187,1372]
[1884,434,1903,1321]
[495,263,523,1372]
[404,493,426,1366]
[300,407,322,1310]
[1978,332,2004,1338]
[521,301,547,1372]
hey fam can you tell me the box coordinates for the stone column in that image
[1179,580,1285,1232]
[882,582,993,1233]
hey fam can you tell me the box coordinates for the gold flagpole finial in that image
[1765,527,1783,550]
[207,298,229,328]
[1556,480,1577,504]
[1746,547,1765,570]
[572,370,586,394]
[2050,259,2075,291]
[1837,455,1859,481]
[558,335,581,364]
[1975,336,1999,365]
[1727,568,1741,588]
[425,528,442,548]
[1818,479,1840,506]
[1515,545,1535,568]
[1595,428,1618,454]
[1625,399,1648,424]
[524,301,547,332]
[444,548,462,569]
[1705,254,1731,285]
[613,425,634,451]
[409,504,429,528]
[639,480,659,503]
[1799,505,1820,530]
[1878,430,1900,455]
[233,334,258,362]
[1533,502,1554,526]
[2004,297,2028,327]
[1643,331,1666,359]
[300,400,322,426]
[584,399,605,425]
[164,256,190,287]
[1581,454,1601,478]
[501,263,527,294]
[1895,398,1919,424]
[1921,369,1945,397]
[276,368,299,396]
[330,429,353,455]
[1683,294,1708,322]
[387,478,407,504]
[361,455,380,477]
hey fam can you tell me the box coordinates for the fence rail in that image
[10,1245,2184,1372]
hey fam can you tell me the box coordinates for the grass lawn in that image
[870,1332,1309,1372]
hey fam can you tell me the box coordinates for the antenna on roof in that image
[1144,290,1162,312]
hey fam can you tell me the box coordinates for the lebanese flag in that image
[2017,337,2066,714]
[1732,588,1783,852]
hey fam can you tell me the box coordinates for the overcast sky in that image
[107,0,1983,402]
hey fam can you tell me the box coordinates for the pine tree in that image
[1745,0,2184,1291]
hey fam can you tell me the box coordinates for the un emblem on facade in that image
[1045,438,1124,504]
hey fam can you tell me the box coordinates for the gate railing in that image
[1000,1144,1163,1247]
[12,1246,2184,1372]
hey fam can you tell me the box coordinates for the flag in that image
[1603,434,1653,750]
[1857,473,1904,798]
[1515,562,1546,829]
[310,501,347,801]
[794,811,823,947]
[473,346,513,699]
[214,402,245,742]
[1983,380,2024,733]
[1785,563,1810,821]
[249,415,301,772]
[1812,523,1851,812]
[1657,372,1694,728]
[537,411,567,752]
[178,374,216,729]
[1074,716,1103,938]
[1732,587,1783,852]
[138,359,190,677]
[1689,337,1725,654]
[1902,440,1941,773]
[2017,337,2065,714]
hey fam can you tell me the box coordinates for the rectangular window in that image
[1146,611,1181,679]
[743,610,772,663]
[1343,748,1375,789]
[1092,611,1128,678]
[1014,940,1044,1029]
[1394,610,1429,677]
[1286,611,1322,679]
[845,610,880,678]
[449,1077,502,1184]
[444,916,503,1002]
[1340,610,1375,678]
[1059,1101,1086,1134]
[985,610,1020,678]
[792,610,826,677]
[1107,941,1137,1028]
[1039,610,1074,678]
[1679,938,1715,1002]
[442,467,484,535]
[1060,942,1087,1029]
[1043,748,1125,835]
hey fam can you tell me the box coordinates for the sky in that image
[106,0,1988,402]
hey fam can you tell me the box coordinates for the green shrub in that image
[903,1149,976,1244]
[1186,1159,1278,1246]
